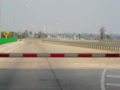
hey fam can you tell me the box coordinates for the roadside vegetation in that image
[0,32,21,45]
[0,38,18,45]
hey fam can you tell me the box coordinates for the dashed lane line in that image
[106,83,120,87]
[107,75,120,78]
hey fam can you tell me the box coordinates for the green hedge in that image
[0,38,18,44]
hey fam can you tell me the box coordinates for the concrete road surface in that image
[0,39,120,90]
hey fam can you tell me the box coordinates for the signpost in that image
[3,32,9,38]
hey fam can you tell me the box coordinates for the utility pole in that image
[14,32,16,38]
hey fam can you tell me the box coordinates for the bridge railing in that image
[42,39,120,52]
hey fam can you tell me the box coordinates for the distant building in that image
[22,30,29,38]
[34,31,47,38]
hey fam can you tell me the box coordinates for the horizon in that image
[0,0,120,34]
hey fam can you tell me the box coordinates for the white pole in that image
[43,25,47,33]
[0,32,1,38]
[0,0,1,38]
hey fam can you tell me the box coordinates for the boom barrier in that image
[0,53,119,58]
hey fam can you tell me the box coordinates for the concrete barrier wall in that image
[43,39,120,52]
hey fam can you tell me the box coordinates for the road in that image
[0,39,120,90]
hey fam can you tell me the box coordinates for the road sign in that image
[3,32,9,38]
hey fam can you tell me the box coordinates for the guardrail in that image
[43,39,120,52]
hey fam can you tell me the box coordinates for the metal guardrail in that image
[43,39,120,52]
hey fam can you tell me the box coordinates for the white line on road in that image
[101,69,106,90]
[107,75,120,78]
[106,83,120,87]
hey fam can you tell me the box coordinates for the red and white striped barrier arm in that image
[0,53,120,57]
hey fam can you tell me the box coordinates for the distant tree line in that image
[0,32,23,39]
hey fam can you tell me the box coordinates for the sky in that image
[0,0,120,34]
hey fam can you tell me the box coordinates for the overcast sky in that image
[0,0,120,34]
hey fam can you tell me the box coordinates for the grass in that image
[0,38,18,45]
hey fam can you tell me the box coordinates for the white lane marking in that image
[107,75,120,78]
[101,69,106,90]
[106,83,120,87]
